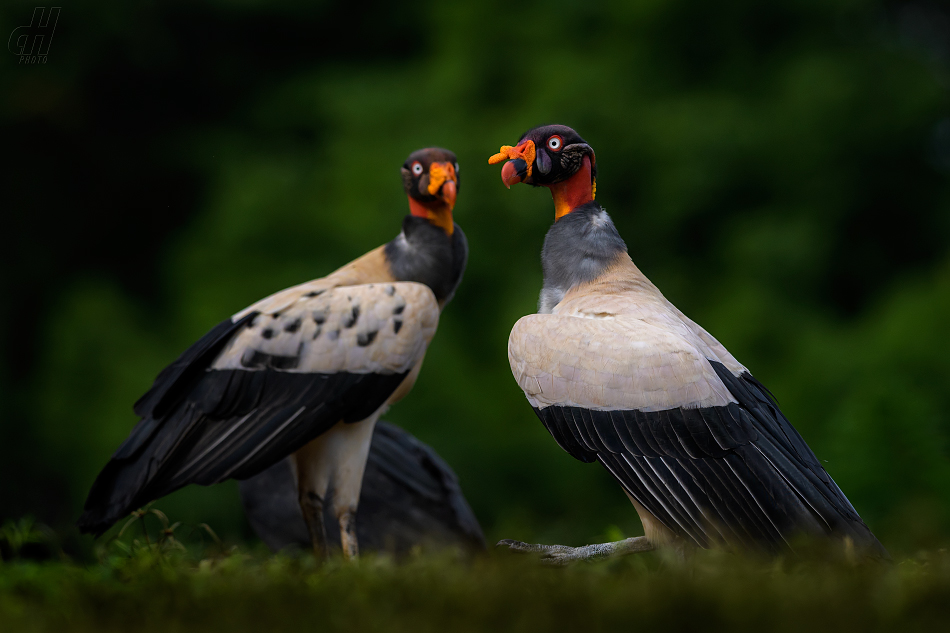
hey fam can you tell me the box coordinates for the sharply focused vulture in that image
[240,421,485,555]
[78,148,467,560]
[489,125,887,562]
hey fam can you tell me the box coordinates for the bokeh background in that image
[2,0,949,555]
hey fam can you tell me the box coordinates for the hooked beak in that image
[427,162,458,209]
[488,140,536,188]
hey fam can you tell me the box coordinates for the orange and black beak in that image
[488,140,536,188]
[427,162,458,209]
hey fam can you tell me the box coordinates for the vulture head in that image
[402,147,460,235]
[489,124,598,220]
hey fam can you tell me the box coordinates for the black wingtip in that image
[76,510,114,538]
[76,454,148,538]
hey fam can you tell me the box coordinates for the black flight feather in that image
[78,316,410,537]
[531,360,888,557]
[132,312,258,421]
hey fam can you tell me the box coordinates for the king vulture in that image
[489,125,887,563]
[78,148,467,560]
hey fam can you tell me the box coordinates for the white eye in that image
[412,162,424,175]
[454,162,459,173]
[547,136,562,150]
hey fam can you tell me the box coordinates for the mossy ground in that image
[2,541,950,633]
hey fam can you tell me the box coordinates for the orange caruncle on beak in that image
[440,180,457,209]
[488,140,536,188]
[409,161,457,236]
[427,162,457,208]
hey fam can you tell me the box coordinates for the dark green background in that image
[2,0,949,554]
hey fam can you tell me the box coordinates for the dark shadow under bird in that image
[240,421,485,555]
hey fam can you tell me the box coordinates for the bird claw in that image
[496,539,590,566]
[497,536,654,566]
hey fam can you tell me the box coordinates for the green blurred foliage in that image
[2,0,949,553]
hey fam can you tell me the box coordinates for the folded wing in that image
[79,281,438,535]
[509,293,885,555]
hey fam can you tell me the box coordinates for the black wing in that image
[78,315,408,535]
[534,360,888,557]
[78,280,442,537]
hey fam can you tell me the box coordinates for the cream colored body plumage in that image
[510,254,744,413]
[220,280,438,378]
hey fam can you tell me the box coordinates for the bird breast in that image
[509,286,738,412]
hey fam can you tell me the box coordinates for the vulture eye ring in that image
[547,136,562,151]
[412,162,424,175]
[454,162,460,174]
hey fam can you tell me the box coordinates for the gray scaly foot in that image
[497,536,655,566]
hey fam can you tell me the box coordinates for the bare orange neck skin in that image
[550,156,594,220]
[408,196,454,235]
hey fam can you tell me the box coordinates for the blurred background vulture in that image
[490,125,888,563]
[77,148,467,560]
[240,421,485,555]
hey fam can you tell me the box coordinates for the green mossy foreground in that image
[2,548,950,632]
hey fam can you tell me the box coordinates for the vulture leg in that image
[328,414,379,560]
[292,443,332,559]
[497,536,655,565]
[299,488,329,559]
[496,493,684,565]
[338,511,358,559]
[293,412,382,561]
